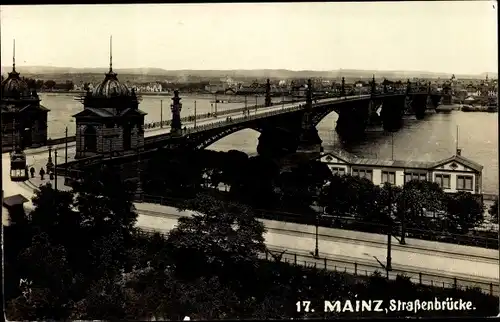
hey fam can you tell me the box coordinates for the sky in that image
[0,2,497,74]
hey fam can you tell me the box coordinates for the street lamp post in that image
[255,95,258,115]
[46,144,54,173]
[245,95,248,115]
[160,100,163,128]
[214,92,218,115]
[194,100,197,128]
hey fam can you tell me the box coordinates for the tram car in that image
[10,149,29,182]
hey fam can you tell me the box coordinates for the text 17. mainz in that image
[296,298,476,313]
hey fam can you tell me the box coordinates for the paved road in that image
[133,204,498,281]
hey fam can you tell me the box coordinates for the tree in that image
[43,80,56,90]
[29,183,77,245]
[7,233,74,320]
[6,166,140,320]
[231,156,280,207]
[72,165,138,278]
[167,194,266,283]
[65,80,74,91]
[398,180,446,231]
[276,161,331,212]
[375,183,403,227]
[321,175,380,222]
[488,197,498,222]
[319,175,354,220]
[445,191,484,234]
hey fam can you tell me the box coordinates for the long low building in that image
[317,148,483,195]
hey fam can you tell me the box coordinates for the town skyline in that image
[0,2,498,75]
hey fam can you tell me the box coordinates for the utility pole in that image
[54,149,58,191]
[314,213,319,257]
[65,127,68,165]
[391,132,394,161]
[401,187,407,245]
[386,185,393,275]
[255,95,258,115]
[160,100,163,128]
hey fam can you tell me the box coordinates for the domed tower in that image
[1,40,49,149]
[73,36,147,159]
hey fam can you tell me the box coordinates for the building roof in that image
[433,154,483,172]
[3,194,29,207]
[319,149,483,172]
[73,106,146,118]
[91,70,132,98]
[1,102,49,113]
[19,104,50,112]
[1,69,32,100]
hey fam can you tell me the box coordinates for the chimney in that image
[456,148,462,156]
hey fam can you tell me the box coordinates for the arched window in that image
[84,125,97,152]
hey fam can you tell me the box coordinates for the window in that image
[382,171,396,185]
[405,172,427,183]
[435,174,451,189]
[457,175,473,191]
[352,168,373,181]
[330,167,345,176]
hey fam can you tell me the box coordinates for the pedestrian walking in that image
[39,168,45,180]
[30,167,35,178]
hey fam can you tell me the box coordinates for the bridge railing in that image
[144,94,372,145]
[138,226,498,295]
[142,99,305,131]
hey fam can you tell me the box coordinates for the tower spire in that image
[13,39,16,72]
[109,35,113,72]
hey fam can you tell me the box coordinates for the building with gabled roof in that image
[316,147,483,195]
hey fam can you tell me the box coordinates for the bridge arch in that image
[193,124,263,150]
[311,108,340,128]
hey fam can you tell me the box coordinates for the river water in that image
[40,93,498,195]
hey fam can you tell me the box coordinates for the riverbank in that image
[38,90,296,98]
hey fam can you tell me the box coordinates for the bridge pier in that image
[381,95,405,132]
[411,94,428,120]
[429,94,441,108]
[297,112,322,153]
[257,127,300,157]
[335,101,370,142]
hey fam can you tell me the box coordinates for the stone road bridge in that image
[142,90,440,154]
[59,85,441,184]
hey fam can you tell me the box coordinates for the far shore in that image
[38,90,297,98]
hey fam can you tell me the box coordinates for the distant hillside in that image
[1,66,497,81]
